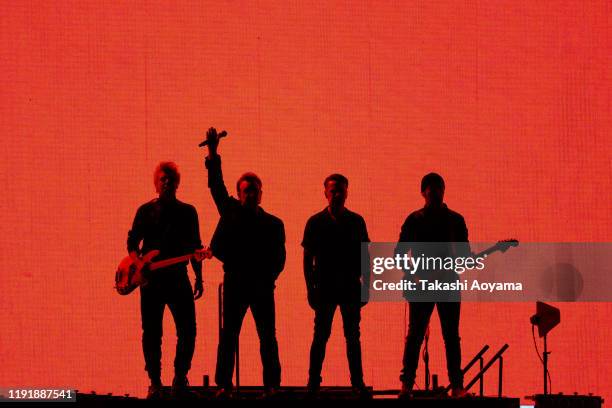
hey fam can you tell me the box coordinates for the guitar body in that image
[115,250,160,295]
[114,248,211,296]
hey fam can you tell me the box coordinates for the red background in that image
[1,0,610,401]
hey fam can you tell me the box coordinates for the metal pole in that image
[424,327,430,391]
[543,335,548,395]
[464,345,490,373]
[236,341,240,396]
[464,344,509,392]
[479,357,484,397]
[443,345,489,394]
[218,284,223,341]
[498,356,503,397]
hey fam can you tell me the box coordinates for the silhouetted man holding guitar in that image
[126,161,205,399]
[203,128,286,399]
[394,173,518,399]
[395,173,468,398]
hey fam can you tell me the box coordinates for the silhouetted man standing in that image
[302,174,371,398]
[204,127,285,398]
[395,173,469,398]
[127,161,204,399]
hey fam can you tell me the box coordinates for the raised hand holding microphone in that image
[200,127,227,157]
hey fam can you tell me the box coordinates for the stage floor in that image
[52,388,521,408]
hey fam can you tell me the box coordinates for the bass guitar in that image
[115,248,212,295]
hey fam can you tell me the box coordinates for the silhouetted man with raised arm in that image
[395,173,469,398]
[302,174,371,399]
[127,161,204,399]
[203,127,285,399]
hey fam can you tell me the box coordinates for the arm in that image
[205,154,230,216]
[190,207,204,299]
[455,215,472,258]
[127,206,144,259]
[360,217,371,305]
[191,258,203,281]
[395,216,417,286]
[209,220,226,263]
[204,127,231,216]
[272,221,286,281]
[394,216,413,258]
[302,219,316,291]
[303,248,316,292]
[303,248,321,310]
[302,219,320,309]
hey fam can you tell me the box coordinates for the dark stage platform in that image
[44,388,521,408]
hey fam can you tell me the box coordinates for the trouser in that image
[308,301,364,387]
[400,301,463,389]
[140,273,196,382]
[215,285,281,388]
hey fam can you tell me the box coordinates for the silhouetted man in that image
[204,127,285,398]
[395,172,469,398]
[302,174,371,398]
[127,161,204,399]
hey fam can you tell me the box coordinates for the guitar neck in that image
[149,254,193,271]
[474,245,501,259]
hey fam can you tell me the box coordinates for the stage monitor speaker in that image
[530,301,560,337]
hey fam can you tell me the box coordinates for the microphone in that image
[198,130,228,147]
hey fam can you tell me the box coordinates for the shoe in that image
[146,382,163,400]
[215,387,233,399]
[306,383,320,399]
[451,386,468,398]
[398,382,412,399]
[171,376,194,399]
[352,385,372,400]
[261,387,280,399]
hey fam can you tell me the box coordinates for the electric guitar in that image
[404,239,519,281]
[473,239,519,258]
[114,248,212,295]
[401,239,519,300]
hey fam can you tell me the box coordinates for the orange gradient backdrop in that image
[1,0,610,402]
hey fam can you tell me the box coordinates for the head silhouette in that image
[236,172,262,210]
[154,161,180,199]
[421,172,445,208]
[324,173,348,212]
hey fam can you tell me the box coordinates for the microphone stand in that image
[543,334,550,395]
[423,325,430,391]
